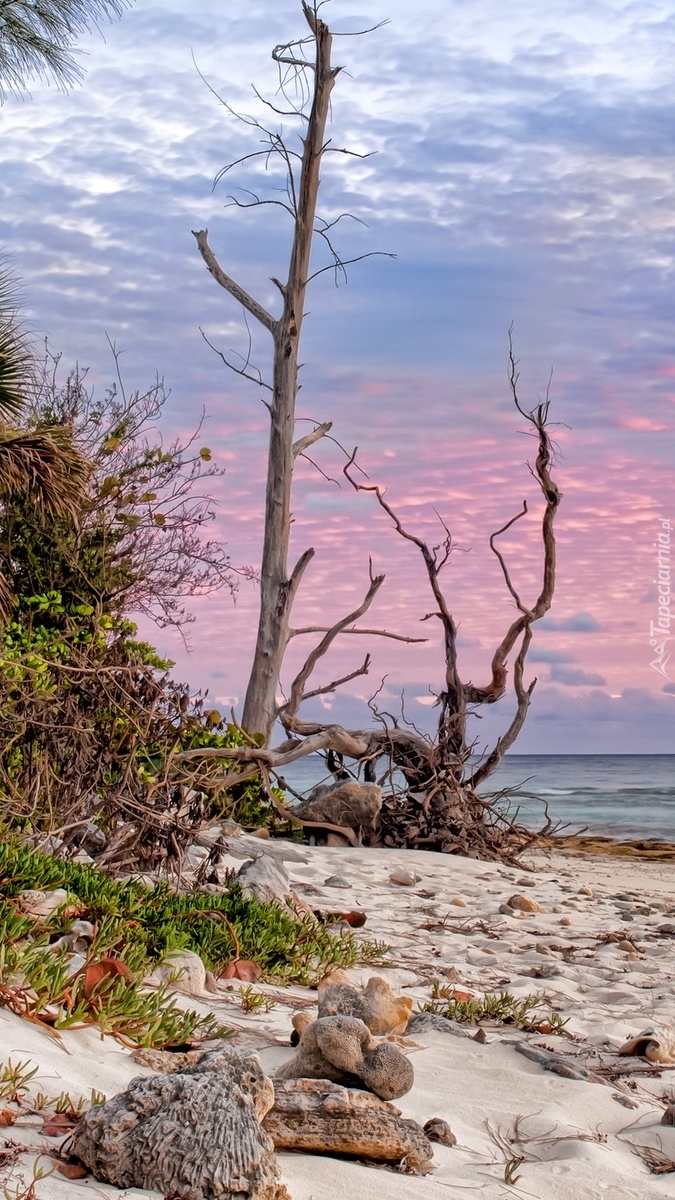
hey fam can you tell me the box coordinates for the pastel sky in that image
[2,0,674,753]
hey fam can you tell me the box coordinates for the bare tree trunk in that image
[241,6,338,740]
[194,5,338,741]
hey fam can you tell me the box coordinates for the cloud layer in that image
[1,0,674,750]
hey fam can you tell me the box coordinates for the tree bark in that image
[242,5,338,740]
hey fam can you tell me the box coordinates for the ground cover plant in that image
[421,982,569,1033]
[0,835,389,1046]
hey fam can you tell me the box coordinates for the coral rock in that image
[264,1078,433,1172]
[317,971,413,1035]
[71,1047,288,1200]
[276,1014,414,1100]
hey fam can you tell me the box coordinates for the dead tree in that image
[193,1,384,741]
[189,2,562,860]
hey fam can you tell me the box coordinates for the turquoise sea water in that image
[281,754,675,841]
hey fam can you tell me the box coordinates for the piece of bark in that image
[512,1042,596,1081]
[71,1047,289,1200]
[264,1078,433,1172]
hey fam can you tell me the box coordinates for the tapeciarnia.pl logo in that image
[649,517,672,679]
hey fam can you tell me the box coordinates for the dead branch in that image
[279,565,385,726]
[289,624,426,644]
[192,229,277,335]
[292,421,332,457]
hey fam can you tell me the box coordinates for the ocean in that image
[280,754,675,841]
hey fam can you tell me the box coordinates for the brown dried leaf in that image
[221,960,262,983]
[56,1160,89,1179]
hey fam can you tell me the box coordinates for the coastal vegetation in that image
[0,833,388,1044]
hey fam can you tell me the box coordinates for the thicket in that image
[0,349,285,866]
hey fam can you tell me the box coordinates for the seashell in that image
[618,1023,675,1064]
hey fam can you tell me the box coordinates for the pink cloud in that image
[619,416,670,432]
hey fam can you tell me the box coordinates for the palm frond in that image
[0,265,32,419]
[0,0,131,98]
[0,425,88,516]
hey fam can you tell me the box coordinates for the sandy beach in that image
[2,839,675,1200]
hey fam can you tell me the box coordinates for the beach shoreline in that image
[2,838,675,1200]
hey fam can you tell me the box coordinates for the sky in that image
[1,0,674,753]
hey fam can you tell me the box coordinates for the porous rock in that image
[71,1047,288,1200]
[406,1012,472,1038]
[276,1014,414,1101]
[318,970,413,1035]
[292,780,382,843]
[264,1078,433,1172]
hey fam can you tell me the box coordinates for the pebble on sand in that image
[389,868,416,887]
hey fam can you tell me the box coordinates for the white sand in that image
[2,843,675,1199]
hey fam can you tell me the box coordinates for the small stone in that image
[657,924,675,935]
[324,875,352,889]
[507,894,545,913]
[617,940,637,952]
[17,888,68,917]
[661,1104,675,1125]
[535,942,553,957]
[578,886,593,897]
[498,903,514,915]
[449,897,467,907]
[252,828,270,839]
[613,1093,639,1110]
[473,1028,488,1045]
[560,917,573,927]
[326,832,351,847]
[146,949,211,997]
[516,877,537,888]
[389,869,416,887]
[423,1117,457,1146]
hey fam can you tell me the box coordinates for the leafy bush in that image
[0,835,389,1046]
[0,591,286,864]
